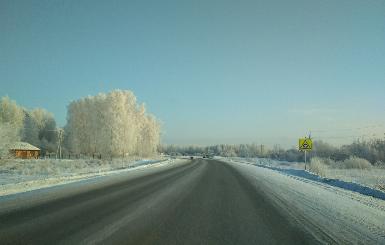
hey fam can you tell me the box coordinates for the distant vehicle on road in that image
[202,154,213,159]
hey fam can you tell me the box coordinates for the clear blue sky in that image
[1,0,384,148]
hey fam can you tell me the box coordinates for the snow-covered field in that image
[224,157,385,192]
[0,157,181,196]
[220,158,385,243]
[325,168,385,190]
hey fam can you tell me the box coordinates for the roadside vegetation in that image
[0,96,58,157]
[0,90,161,159]
[65,90,160,157]
[0,157,163,180]
[308,157,327,177]
[161,139,385,167]
[308,156,385,191]
[162,140,385,191]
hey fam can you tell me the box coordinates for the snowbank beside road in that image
[223,157,385,193]
[0,158,182,196]
[224,159,385,244]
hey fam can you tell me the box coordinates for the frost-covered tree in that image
[136,111,161,156]
[22,109,57,153]
[0,96,25,134]
[0,96,58,155]
[65,90,160,157]
[0,97,25,157]
[0,122,21,158]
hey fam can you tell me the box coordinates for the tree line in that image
[0,96,57,157]
[161,139,385,166]
[65,90,160,157]
[0,90,161,158]
[1,90,384,164]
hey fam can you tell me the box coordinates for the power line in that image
[313,133,385,140]
[311,124,385,133]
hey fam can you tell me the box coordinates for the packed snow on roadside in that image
[0,157,182,196]
[222,157,385,195]
[221,158,385,244]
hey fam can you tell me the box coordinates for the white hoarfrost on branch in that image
[0,97,24,157]
[22,108,57,153]
[65,90,161,157]
[0,123,20,158]
[0,96,58,155]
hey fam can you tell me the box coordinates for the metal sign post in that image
[304,150,307,170]
[299,138,312,170]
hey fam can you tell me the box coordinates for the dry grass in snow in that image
[308,157,327,177]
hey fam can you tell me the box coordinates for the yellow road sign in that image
[299,138,312,151]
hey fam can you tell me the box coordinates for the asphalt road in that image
[0,159,319,244]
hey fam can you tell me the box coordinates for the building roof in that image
[9,142,40,151]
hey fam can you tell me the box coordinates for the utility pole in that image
[110,127,113,160]
[56,128,63,159]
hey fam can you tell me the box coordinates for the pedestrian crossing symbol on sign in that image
[299,138,312,151]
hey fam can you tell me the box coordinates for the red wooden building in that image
[9,142,40,159]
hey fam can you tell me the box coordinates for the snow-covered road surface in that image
[227,160,385,244]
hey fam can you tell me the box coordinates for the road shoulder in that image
[224,160,385,244]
